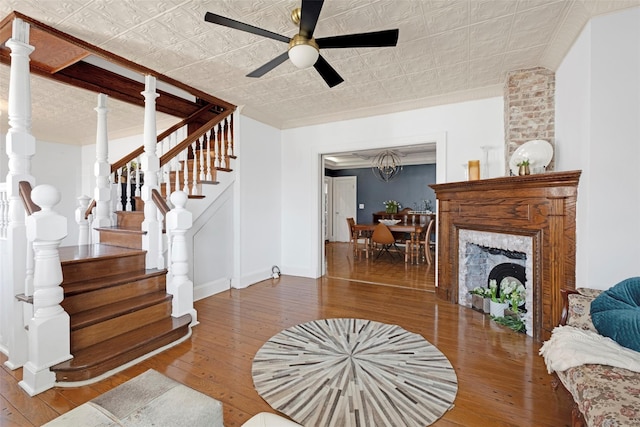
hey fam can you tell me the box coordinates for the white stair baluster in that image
[115,169,123,211]
[191,141,197,195]
[199,136,205,181]
[174,167,180,197]
[125,161,132,211]
[206,130,212,181]
[134,156,141,198]
[182,148,189,194]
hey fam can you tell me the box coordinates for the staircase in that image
[51,207,190,382]
[1,18,239,393]
[51,147,233,382]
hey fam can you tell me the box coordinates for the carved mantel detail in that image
[430,170,581,341]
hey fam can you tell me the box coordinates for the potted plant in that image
[488,279,510,317]
[469,287,486,312]
[517,159,530,176]
[384,200,401,214]
[504,281,526,320]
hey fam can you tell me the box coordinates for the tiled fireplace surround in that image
[431,171,580,341]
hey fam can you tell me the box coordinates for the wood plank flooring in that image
[1,243,574,426]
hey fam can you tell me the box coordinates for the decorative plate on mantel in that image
[509,139,553,175]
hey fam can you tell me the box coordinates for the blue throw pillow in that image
[590,277,640,352]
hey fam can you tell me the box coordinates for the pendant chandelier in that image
[372,150,403,182]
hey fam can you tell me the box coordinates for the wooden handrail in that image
[18,181,41,215]
[110,103,225,174]
[151,189,171,218]
[84,199,96,220]
[159,108,234,168]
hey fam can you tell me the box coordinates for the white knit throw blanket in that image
[539,325,640,374]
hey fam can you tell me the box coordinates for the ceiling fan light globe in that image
[288,43,319,69]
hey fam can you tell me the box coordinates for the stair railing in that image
[157,109,235,197]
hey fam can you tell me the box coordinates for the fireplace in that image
[431,171,580,341]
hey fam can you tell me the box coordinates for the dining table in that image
[352,222,428,263]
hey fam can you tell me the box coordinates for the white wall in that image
[234,115,282,287]
[192,184,234,299]
[556,7,640,289]
[29,140,82,246]
[2,136,82,244]
[280,97,505,278]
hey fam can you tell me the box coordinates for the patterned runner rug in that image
[252,318,457,427]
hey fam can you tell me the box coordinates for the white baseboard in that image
[194,278,230,301]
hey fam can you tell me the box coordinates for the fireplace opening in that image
[488,263,526,312]
[458,229,534,337]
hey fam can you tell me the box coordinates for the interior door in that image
[332,176,357,242]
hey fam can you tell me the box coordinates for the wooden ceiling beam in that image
[0,10,236,118]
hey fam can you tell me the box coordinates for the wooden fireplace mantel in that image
[430,170,581,341]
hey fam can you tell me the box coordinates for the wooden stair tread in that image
[59,244,145,263]
[52,314,192,381]
[71,291,171,330]
[62,268,166,296]
[94,225,146,235]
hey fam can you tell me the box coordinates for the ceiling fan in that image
[204,0,399,88]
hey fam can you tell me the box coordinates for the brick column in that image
[504,67,555,174]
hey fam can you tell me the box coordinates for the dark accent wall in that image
[327,164,436,224]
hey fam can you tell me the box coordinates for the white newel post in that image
[2,17,34,369]
[93,93,111,242]
[140,75,161,268]
[20,185,71,396]
[166,191,198,326]
[75,195,91,245]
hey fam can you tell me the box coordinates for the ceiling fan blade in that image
[204,12,290,43]
[314,55,344,88]
[246,52,290,78]
[316,29,399,49]
[299,0,324,39]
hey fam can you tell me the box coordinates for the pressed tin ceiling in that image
[0,0,639,146]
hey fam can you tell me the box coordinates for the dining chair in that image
[405,218,435,264]
[371,223,401,260]
[346,217,369,259]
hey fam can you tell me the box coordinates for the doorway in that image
[320,141,442,286]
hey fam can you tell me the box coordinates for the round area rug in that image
[252,318,457,427]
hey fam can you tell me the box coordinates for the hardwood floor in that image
[1,243,574,426]
[326,242,435,292]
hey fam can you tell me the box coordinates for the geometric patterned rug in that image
[252,318,458,427]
